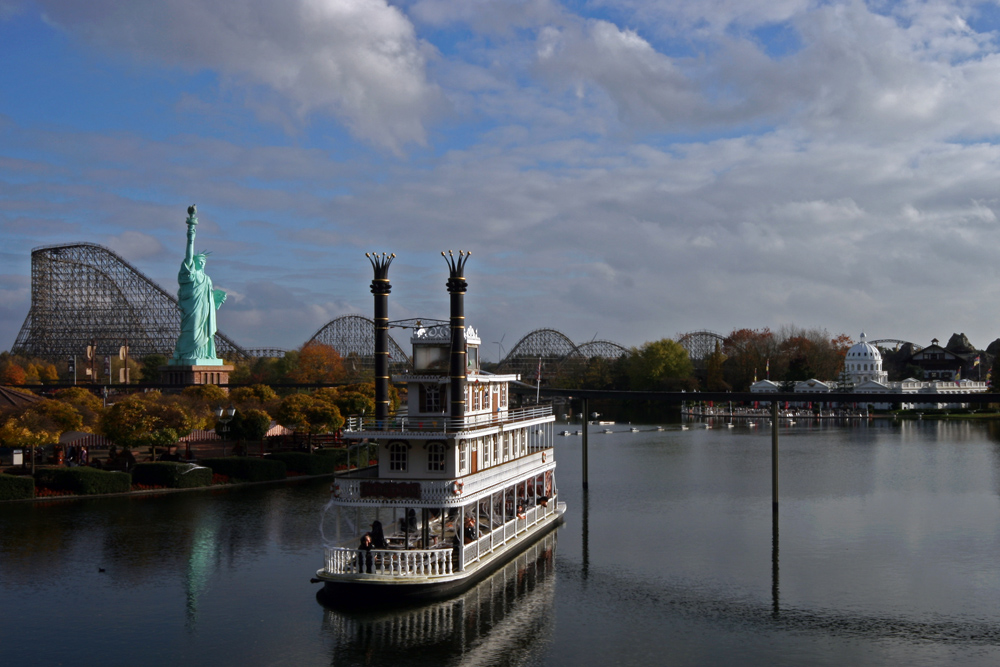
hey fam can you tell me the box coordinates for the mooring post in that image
[771,400,779,511]
[581,397,589,490]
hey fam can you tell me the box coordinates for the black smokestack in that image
[443,250,470,420]
[367,252,394,424]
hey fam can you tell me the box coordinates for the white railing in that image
[322,495,559,579]
[345,406,553,434]
[332,452,555,505]
[461,496,555,568]
[324,547,454,577]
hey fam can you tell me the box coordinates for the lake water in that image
[4,418,1000,666]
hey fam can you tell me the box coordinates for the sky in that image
[4,0,1000,361]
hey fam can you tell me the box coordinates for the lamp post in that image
[214,405,236,457]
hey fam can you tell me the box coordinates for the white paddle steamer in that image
[317,252,565,601]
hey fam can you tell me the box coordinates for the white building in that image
[749,333,988,411]
[844,333,888,387]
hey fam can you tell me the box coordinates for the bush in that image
[264,451,338,475]
[132,462,212,489]
[36,467,131,495]
[315,444,377,468]
[0,473,34,500]
[198,457,286,482]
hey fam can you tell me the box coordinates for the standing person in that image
[358,533,374,573]
[464,516,478,544]
[370,520,387,549]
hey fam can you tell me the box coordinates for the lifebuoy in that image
[451,480,464,495]
[331,484,340,498]
[542,452,546,463]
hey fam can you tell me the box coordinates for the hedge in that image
[132,462,212,489]
[265,452,338,475]
[36,467,132,495]
[0,473,34,500]
[198,457,287,482]
[315,444,377,467]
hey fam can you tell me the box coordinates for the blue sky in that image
[5,0,1000,360]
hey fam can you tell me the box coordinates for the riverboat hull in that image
[317,503,565,605]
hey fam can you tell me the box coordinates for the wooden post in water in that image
[581,398,589,490]
[771,401,779,511]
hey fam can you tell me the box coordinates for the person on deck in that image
[370,520,387,549]
[359,533,374,573]
[464,516,478,544]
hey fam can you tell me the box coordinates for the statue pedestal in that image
[160,364,234,387]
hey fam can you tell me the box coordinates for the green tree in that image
[139,354,168,383]
[232,408,272,455]
[627,339,694,391]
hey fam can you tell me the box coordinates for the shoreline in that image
[0,469,338,505]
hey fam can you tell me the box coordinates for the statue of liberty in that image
[171,205,227,365]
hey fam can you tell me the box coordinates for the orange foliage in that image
[290,342,345,384]
[1,364,27,385]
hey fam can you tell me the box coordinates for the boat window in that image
[459,441,467,473]
[427,442,445,472]
[388,442,408,472]
[414,345,449,371]
[420,384,441,413]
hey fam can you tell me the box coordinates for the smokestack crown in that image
[367,252,394,294]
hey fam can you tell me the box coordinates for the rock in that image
[945,333,976,355]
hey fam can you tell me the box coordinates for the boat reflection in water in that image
[318,531,557,665]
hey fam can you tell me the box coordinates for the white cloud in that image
[36,0,442,152]
[105,231,165,260]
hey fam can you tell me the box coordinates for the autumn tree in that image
[0,414,60,473]
[24,399,84,434]
[1,363,26,385]
[53,387,104,430]
[288,342,345,384]
[100,393,196,451]
[274,393,344,451]
[230,384,279,406]
[722,328,777,390]
[705,341,729,391]
[313,386,376,419]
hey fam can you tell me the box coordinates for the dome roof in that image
[846,332,881,361]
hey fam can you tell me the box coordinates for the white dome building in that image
[844,332,887,386]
